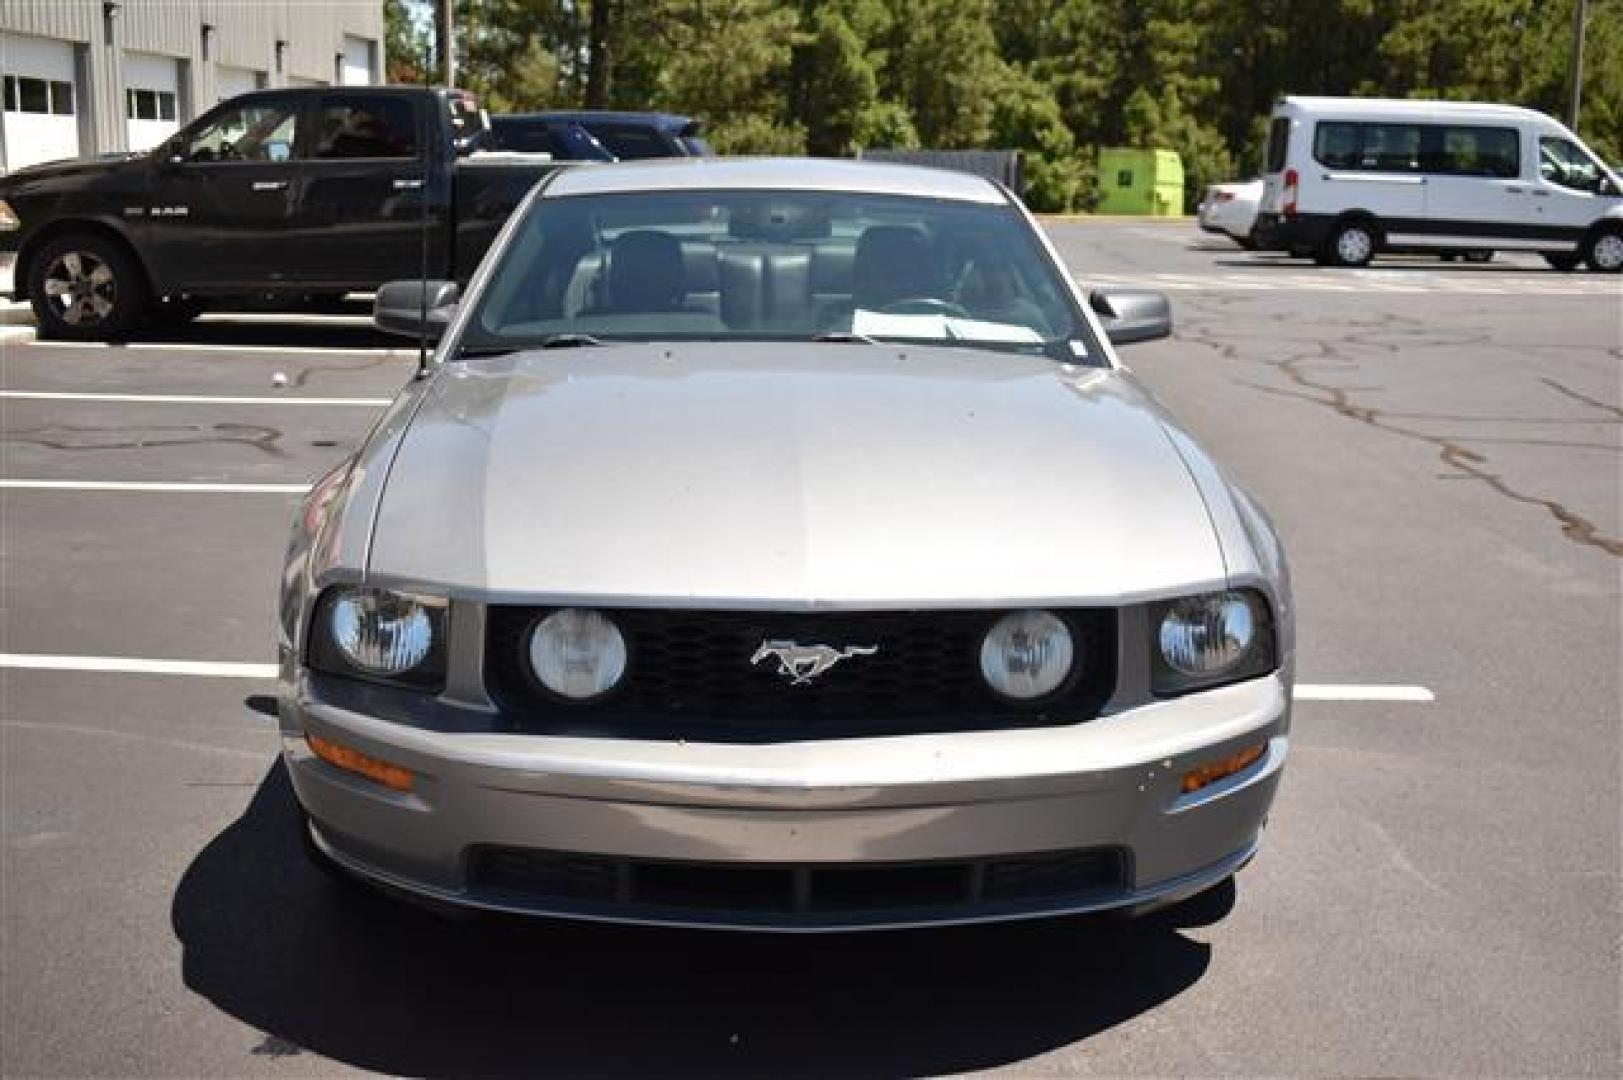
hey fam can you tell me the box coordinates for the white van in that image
[1253,96,1623,271]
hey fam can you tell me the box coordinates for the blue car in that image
[486,110,712,162]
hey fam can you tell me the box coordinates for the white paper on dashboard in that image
[851,309,1044,343]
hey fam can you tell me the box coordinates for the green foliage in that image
[446,0,1623,207]
[383,0,431,84]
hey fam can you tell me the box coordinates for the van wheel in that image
[28,233,150,340]
[1463,250,1494,264]
[1545,253,1580,272]
[1325,220,1376,267]
[1583,228,1623,273]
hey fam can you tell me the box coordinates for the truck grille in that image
[484,606,1115,741]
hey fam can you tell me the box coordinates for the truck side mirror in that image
[1089,288,1172,346]
[374,280,460,340]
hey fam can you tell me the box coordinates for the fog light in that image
[306,731,415,792]
[1181,743,1266,794]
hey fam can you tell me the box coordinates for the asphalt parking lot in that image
[2,221,1619,1076]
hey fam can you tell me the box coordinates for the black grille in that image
[484,607,1116,741]
[468,847,1127,921]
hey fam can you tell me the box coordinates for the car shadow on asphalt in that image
[172,761,1226,1077]
[119,318,402,351]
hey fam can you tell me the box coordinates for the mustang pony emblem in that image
[750,640,879,685]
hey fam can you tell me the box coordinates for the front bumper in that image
[283,674,1289,930]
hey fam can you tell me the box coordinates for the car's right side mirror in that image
[1090,288,1172,346]
[374,280,460,340]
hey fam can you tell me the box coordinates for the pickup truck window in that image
[314,98,417,159]
[176,100,299,163]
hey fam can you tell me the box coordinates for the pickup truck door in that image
[297,92,437,288]
[143,93,312,292]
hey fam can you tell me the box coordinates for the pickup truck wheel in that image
[29,234,149,340]
[1583,228,1623,273]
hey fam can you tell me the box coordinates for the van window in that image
[1361,125,1421,171]
[1315,122,1424,171]
[1313,122,1360,168]
[1266,117,1290,173]
[1427,126,1520,178]
[1540,137,1603,193]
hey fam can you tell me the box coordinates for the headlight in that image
[1152,589,1275,695]
[529,609,627,700]
[309,587,447,688]
[980,610,1075,700]
[0,200,17,232]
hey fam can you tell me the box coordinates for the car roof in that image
[497,110,696,131]
[542,157,1008,204]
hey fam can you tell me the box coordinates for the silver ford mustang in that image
[278,158,1292,931]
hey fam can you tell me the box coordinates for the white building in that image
[1,0,385,172]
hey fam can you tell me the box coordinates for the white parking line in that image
[25,340,406,356]
[0,390,391,407]
[1,653,278,679]
[0,651,1437,701]
[1,479,310,493]
[1293,684,1435,702]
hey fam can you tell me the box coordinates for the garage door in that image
[341,37,375,86]
[1,33,80,173]
[125,52,181,152]
[216,66,263,104]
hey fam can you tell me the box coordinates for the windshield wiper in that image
[811,331,883,345]
[537,333,606,349]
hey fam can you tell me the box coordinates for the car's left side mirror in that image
[1090,288,1172,346]
[374,280,460,340]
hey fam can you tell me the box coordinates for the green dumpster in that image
[1095,148,1185,215]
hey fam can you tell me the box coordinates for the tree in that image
[384,0,432,84]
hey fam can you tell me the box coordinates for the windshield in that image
[462,189,1096,360]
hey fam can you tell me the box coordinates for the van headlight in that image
[309,587,448,689]
[1151,589,1275,695]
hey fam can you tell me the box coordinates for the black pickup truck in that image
[0,86,561,339]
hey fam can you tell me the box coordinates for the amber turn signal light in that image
[1181,743,1266,794]
[306,731,415,792]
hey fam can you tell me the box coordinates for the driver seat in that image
[852,226,936,310]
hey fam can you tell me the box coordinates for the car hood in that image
[366,343,1227,605]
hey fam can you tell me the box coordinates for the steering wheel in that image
[876,297,971,318]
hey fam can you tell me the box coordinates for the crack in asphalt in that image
[3,422,287,457]
[1171,305,1621,558]
[1539,377,1623,421]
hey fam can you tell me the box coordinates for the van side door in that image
[1311,121,1427,226]
[144,92,310,291]
[1415,124,1531,248]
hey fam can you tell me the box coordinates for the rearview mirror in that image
[374,280,460,340]
[1090,289,1172,346]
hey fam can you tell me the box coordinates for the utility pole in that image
[1569,0,1586,131]
[436,0,455,89]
